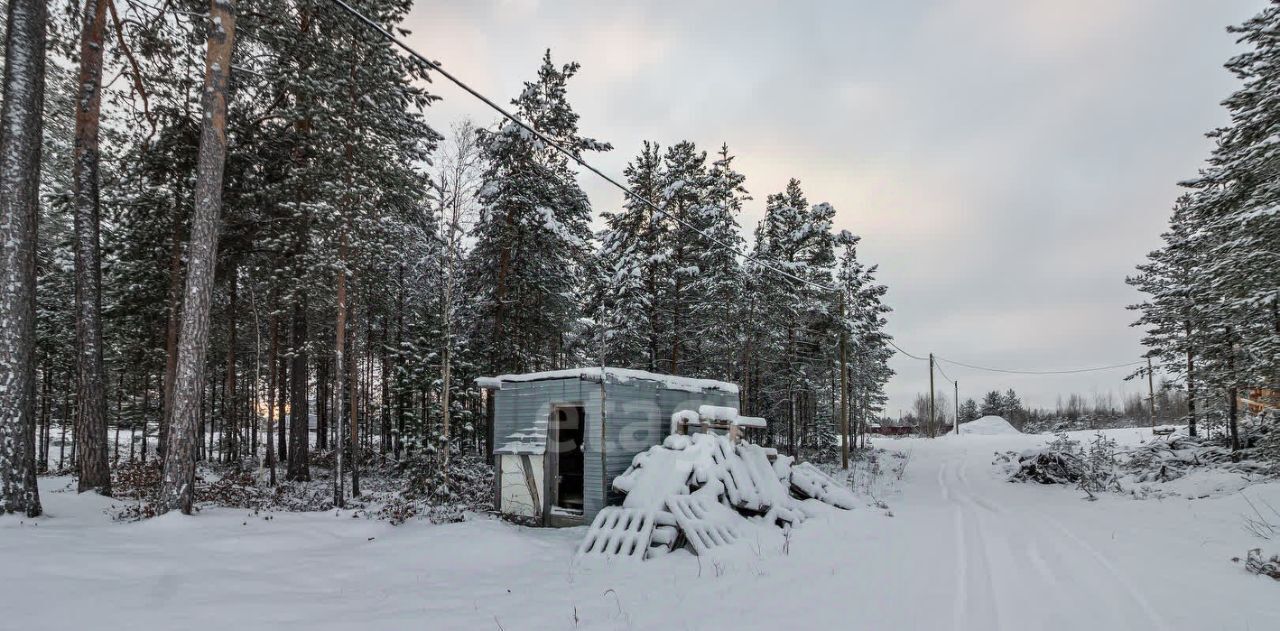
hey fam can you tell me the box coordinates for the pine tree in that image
[70,0,112,495]
[158,0,238,515]
[659,140,708,374]
[0,0,47,517]
[465,50,610,375]
[686,143,748,378]
[980,391,1003,418]
[1132,4,1280,450]
[1001,389,1023,425]
[596,141,666,370]
[836,229,894,446]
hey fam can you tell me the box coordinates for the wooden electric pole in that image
[928,353,936,438]
[954,380,959,436]
[839,296,849,469]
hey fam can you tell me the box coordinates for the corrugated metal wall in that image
[493,376,738,522]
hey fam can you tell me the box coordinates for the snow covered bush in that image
[1002,432,1120,497]
[1080,433,1122,497]
[1003,433,1086,486]
[1005,424,1280,500]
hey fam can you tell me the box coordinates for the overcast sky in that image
[404,0,1264,416]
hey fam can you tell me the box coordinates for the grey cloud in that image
[403,0,1265,412]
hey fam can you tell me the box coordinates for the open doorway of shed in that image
[549,405,585,513]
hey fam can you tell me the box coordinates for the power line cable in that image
[935,356,1143,376]
[933,361,956,385]
[328,0,838,295]
[886,338,928,361]
[328,0,1146,381]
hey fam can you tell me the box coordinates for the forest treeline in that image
[0,0,894,516]
[1128,4,1280,451]
[901,386,1193,434]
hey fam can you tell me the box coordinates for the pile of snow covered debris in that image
[999,432,1120,497]
[1000,427,1280,499]
[578,430,856,560]
[1240,549,1280,581]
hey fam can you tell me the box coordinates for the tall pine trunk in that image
[276,349,287,462]
[394,263,404,460]
[286,295,309,480]
[157,0,237,515]
[348,291,360,497]
[1185,344,1197,438]
[332,232,347,506]
[265,312,278,485]
[72,0,111,495]
[315,355,327,450]
[160,199,185,461]
[224,263,238,460]
[0,0,47,517]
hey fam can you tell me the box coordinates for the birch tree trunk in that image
[72,0,111,495]
[157,0,237,515]
[0,0,47,517]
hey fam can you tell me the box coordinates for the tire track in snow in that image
[953,447,1172,631]
[953,452,1084,630]
[949,458,968,630]
[1042,518,1173,631]
[944,456,1004,631]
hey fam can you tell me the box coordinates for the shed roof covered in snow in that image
[476,367,739,394]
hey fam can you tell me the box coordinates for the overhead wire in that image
[327,0,838,295]
[886,339,928,362]
[935,356,1144,376]
[933,361,956,386]
[327,0,1148,381]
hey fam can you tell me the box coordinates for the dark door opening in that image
[551,406,585,512]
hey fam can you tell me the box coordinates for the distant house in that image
[1242,389,1279,415]
[475,368,739,527]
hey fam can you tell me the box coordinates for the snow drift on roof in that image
[475,367,739,394]
[697,405,739,421]
[959,415,1021,435]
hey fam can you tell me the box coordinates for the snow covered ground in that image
[4,428,1279,630]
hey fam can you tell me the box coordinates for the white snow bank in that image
[959,415,1020,435]
[476,367,738,393]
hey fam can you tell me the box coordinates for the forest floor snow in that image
[4,427,1280,630]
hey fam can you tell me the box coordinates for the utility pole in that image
[954,380,959,436]
[1146,355,1156,430]
[928,353,936,438]
[839,296,849,469]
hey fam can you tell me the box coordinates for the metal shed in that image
[476,368,739,527]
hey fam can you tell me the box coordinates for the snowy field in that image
[4,428,1279,630]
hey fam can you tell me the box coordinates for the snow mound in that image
[960,416,1020,435]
